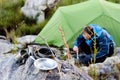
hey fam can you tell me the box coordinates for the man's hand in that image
[73,46,79,53]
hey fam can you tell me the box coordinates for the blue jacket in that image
[74,24,115,63]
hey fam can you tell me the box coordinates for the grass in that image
[0,0,119,39]
[0,0,86,42]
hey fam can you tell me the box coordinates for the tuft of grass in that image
[15,19,48,36]
[0,0,24,28]
[88,32,98,80]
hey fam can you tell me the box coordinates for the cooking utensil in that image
[74,52,80,67]
[76,52,79,59]
[30,56,58,70]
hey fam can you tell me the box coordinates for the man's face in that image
[82,31,91,40]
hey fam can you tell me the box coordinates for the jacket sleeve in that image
[95,34,109,59]
[73,34,85,47]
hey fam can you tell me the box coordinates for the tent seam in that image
[59,8,74,34]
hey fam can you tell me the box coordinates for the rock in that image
[11,44,25,50]
[0,53,92,80]
[81,47,120,80]
[0,53,17,80]
[47,0,60,8]
[1,44,120,80]
[36,11,45,23]
[21,0,46,23]
[45,72,60,80]
[16,35,37,45]
[115,47,120,56]
[0,35,6,40]
[21,0,60,23]
[0,39,12,54]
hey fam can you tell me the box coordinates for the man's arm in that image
[73,34,85,53]
[73,34,85,47]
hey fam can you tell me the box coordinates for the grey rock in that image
[1,46,120,80]
[47,0,60,8]
[0,53,92,80]
[21,0,59,23]
[16,35,37,45]
[81,47,120,80]
[0,39,12,54]
[0,35,6,40]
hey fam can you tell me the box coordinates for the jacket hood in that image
[89,24,102,37]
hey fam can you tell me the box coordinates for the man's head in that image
[82,26,94,40]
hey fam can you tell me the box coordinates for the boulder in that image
[0,53,92,80]
[16,35,37,45]
[0,39,12,54]
[81,47,120,80]
[1,43,120,80]
[21,0,60,23]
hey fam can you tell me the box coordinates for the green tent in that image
[35,0,120,48]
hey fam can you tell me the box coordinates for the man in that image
[73,24,115,66]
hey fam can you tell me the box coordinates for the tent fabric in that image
[35,0,120,48]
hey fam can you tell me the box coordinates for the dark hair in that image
[83,26,94,35]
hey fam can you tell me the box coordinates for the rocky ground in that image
[0,35,120,80]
